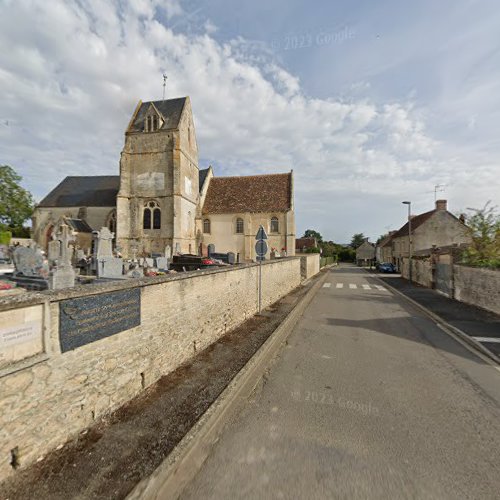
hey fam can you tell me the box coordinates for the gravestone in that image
[96,227,114,259]
[13,246,49,278]
[47,239,61,264]
[227,252,236,265]
[165,245,171,259]
[49,223,76,290]
[155,257,168,270]
[144,257,154,268]
[97,257,124,279]
[207,244,215,257]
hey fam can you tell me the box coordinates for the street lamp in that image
[402,201,412,283]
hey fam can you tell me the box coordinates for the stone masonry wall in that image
[299,254,320,280]
[454,265,500,315]
[0,258,301,481]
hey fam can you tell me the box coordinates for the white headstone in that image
[96,227,114,259]
[97,257,123,279]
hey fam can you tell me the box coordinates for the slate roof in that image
[199,167,210,193]
[65,218,93,233]
[203,173,292,214]
[128,97,187,132]
[37,176,119,207]
[392,210,435,238]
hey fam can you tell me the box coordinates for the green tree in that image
[0,165,34,234]
[461,202,500,268]
[350,233,365,248]
[302,229,323,243]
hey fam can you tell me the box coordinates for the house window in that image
[270,216,279,233]
[143,201,160,229]
[203,219,211,234]
[236,218,244,234]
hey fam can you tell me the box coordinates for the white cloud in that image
[0,0,498,242]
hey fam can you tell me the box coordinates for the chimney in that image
[436,199,447,211]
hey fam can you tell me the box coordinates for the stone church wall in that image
[0,257,302,480]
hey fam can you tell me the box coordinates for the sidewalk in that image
[378,276,500,358]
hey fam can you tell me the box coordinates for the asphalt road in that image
[181,264,500,500]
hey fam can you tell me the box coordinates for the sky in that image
[0,0,499,243]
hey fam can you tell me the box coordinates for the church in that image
[32,97,296,261]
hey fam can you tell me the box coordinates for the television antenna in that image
[427,184,446,201]
[162,74,168,101]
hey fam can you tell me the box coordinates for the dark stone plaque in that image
[59,288,141,353]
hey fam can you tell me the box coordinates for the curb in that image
[366,271,500,366]
[127,269,330,500]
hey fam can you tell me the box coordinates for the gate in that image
[435,263,452,296]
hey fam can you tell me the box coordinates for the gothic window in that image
[143,201,160,229]
[203,219,211,234]
[270,216,279,233]
[236,218,244,234]
[146,116,152,132]
[153,115,158,131]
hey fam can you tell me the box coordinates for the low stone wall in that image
[401,258,432,288]
[454,265,500,315]
[0,258,301,480]
[298,254,320,280]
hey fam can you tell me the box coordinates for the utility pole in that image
[402,201,412,284]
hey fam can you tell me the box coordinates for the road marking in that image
[362,284,371,290]
[322,283,331,288]
[336,283,343,288]
[472,337,500,344]
[374,285,386,291]
[349,284,357,289]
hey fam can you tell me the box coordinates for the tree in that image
[302,229,323,243]
[461,202,500,268]
[350,233,365,248]
[0,165,34,234]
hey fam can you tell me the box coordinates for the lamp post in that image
[402,201,412,283]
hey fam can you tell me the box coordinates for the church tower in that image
[116,97,199,257]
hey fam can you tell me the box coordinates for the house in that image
[355,239,375,266]
[376,231,397,263]
[391,199,470,270]
[295,237,318,253]
[32,96,296,261]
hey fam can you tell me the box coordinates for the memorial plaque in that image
[0,305,44,370]
[59,288,141,352]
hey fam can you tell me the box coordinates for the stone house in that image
[295,237,318,253]
[376,231,397,263]
[391,200,470,270]
[355,240,375,266]
[32,96,295,261]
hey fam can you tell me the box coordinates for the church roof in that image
[128,97,187,132]
[203,172,292,214]
[199,167,210,192]
[37,176,119,207]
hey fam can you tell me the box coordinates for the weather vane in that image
[162,74,168,101]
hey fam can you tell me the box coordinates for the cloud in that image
[0,0,498,242]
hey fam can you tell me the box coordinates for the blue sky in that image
[0,0,499,242]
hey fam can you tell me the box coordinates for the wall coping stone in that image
[0,257,300,312]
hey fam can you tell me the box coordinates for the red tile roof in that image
[202,173,292,214]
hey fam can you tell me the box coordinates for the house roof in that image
[296,237,317,250]
[202,172,292,214]
[128,97,187,132]
[392,210,435,238]
[378,232,396,248]
[37,176,119,208]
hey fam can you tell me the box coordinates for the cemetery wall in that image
[0,257,301,480]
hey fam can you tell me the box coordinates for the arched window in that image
[203,219,211,234]
[153,115,158,131]
[146,116,152,132]
[236,218,244,234]
[270,216,279,233]
[143,201,161,229]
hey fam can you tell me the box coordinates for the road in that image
[181,265,500,499]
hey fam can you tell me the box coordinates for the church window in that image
[270,216,279,233]
[153,208,161,229]
[146,116,152,132]
[153,115,158,131]
[236,218,244,234]
[203,219,211,234]
[143,201,161,230]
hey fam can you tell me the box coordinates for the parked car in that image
[378,262,396,273]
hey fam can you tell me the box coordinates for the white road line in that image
[362,284,371,290]
[472,337,500,344]
[336,283,343,289]
[374,285,386,291]
[322,283,331,288]
[349,284,357,289]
